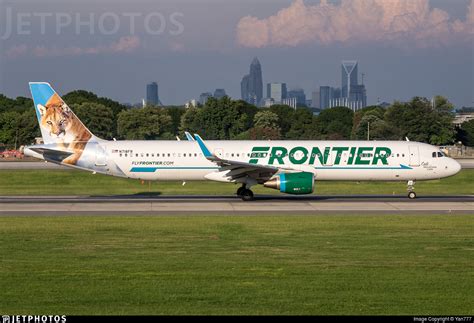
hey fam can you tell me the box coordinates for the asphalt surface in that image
[1,159,474,169]
[1,195,473,215]
[0,161,67,169]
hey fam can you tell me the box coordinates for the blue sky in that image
[0,0,473,108]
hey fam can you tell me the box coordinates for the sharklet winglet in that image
[185,132,195,141]
[193,134,213,158]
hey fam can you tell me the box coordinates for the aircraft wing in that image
[193,134,309,182]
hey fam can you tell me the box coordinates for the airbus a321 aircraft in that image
[24,82,461,201]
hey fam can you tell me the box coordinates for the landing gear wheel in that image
[241,189,254,201]
[407,180,416,199]
[408,191,417,199]
[236,186,245,196]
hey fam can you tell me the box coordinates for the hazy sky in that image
[0,0,473,108]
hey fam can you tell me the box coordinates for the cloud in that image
[5,36,140,59]
[236,0,474,48]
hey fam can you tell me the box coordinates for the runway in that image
[1,195,473,215]
[0,161,66,169]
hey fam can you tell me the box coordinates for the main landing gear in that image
[407,180,416,199]
[236,184,254,201]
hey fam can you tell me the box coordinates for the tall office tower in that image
[267,83,287,104]
[249,57,263,105]
[199,92,213,105]
[214,88,227,99]
[241,74,250,103]
[341,60,358,99]
[319,86,333,109]
[332,87,341,99]
[288,89,307,106]
[350,84,367,107]
[241,57,263,105]
[146,82,159,106]
[311,91,320,108]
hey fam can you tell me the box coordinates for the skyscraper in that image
[199,92,213,105]
[350,85,367,107]
[339,60,367,111]
[214,88,227,99]
[241,75,250,103]
[288,89,306,106]
[241,57,263,105]
[319,86,333,109]
[146,82,159,106]
[311,91,320,109]
[341,61,358,99]
[267,83,287,104]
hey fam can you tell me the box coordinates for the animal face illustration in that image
[36,93,92,165]
[38,102,72,138]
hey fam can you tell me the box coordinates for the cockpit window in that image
[432,152,437,158]
[437,151,444,157]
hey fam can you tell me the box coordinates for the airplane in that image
[24,82,461,201]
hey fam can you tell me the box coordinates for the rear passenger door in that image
[408,146,420,166]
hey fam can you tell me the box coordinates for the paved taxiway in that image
[1,195,473,215]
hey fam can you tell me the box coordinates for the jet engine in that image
[264,172,314,195]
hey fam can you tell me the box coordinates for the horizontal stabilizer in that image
[29,147,73,163]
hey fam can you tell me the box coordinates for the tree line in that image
[0,90,473,149]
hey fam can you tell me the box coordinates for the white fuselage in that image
[60,140,461,183]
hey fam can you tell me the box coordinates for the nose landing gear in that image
[407,180,416,199]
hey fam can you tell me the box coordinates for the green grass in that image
[0,169,473,196]
[0,215,472,315]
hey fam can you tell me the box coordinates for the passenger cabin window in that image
[432,152,437,158]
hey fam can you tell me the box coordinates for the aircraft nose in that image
[448,158,461,176]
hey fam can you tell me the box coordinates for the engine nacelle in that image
[264,172,314,195]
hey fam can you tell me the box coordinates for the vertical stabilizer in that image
[29,82,95,164]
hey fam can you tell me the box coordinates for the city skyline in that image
[0,0,472,108]
[241,57,263,106]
